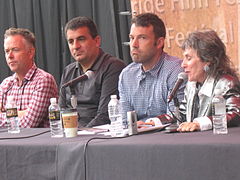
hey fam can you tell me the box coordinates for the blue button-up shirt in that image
[119,52,185,122]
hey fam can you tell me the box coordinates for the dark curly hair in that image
[181,30,238,78]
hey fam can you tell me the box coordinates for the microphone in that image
[167,72,187,103]
[62,70,94,88]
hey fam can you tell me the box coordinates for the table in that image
[0,127,239,180]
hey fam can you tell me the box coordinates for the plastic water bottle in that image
[49,98,64,137]
[6,96,20,133]
[212,89,228,134]
[108,95,125,137]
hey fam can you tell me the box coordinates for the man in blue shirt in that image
[119,13,185,125]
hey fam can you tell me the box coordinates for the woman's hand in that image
[177,122,200,132]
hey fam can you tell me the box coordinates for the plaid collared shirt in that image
[0,64,58,127]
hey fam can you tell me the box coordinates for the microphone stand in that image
[164,97,181,133]
[71,95,77,109]
[69,86,77,109]
[173,97,180,125]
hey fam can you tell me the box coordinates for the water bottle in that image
[49,98,64,137]
[6,96,20,133]
[212,88,228,134]
[108,95,125,137]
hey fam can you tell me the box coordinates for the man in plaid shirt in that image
[0,28,58,128]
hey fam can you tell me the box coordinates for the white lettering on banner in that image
[165,21,235,48]
[171,0,209,11]
[132,0,239,13]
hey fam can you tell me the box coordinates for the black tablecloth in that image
[0,127,239,180]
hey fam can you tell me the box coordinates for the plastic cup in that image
[61,109,78,138]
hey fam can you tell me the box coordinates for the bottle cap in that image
[50,97,57,104]
[214,88,224,95]
[110,95,117,99]
[7,96,14,103]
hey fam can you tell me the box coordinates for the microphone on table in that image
[62,70,94,88]
[167,72,187,103]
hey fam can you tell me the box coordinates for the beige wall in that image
[130,0,240,71]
